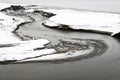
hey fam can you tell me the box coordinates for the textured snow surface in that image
[43,10,120,36]
[0,13,24,43]
[20,47,94,62]
[0,5,56,62]
[0,39,56,61]
[0,11,57,62]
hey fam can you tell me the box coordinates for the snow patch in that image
[0,39,55,61]
[43,10,120,36]
[20,47,93,62]
[0,9,56,62]
[0,12,32,43]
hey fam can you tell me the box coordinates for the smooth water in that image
[0,1,120,80]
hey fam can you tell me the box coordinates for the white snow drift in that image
[19,46,94,62]
[0,11,56,62]
[43,10,120,36]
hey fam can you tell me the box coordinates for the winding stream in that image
[0,4,120,80]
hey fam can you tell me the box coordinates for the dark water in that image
[0,1,120,80]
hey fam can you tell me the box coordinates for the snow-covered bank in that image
[0,3,108,63]
[19,46,94,62]
[43,10,120,36]
[0,4,56,63]
[0,39,55,62]
[0,12,32,43]
[0,12,56,63]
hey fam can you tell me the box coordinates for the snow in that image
[0,3,11,10]
[0,6,56,62]
[38,9,61,14]
[0,49,55,61]
[0,3,110,63]
[19,46,93,62]
[0,30,20,44]
[0,40,55,61]
[0,13,26,31]
[43,10,120,36]
[0,12,31,43]
[24,9,35,12]
[44,20,59,27]
[0,39,50,55]
[0,3,27,10]
[0,13,24,43]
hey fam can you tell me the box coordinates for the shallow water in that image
[0,1,120,80]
